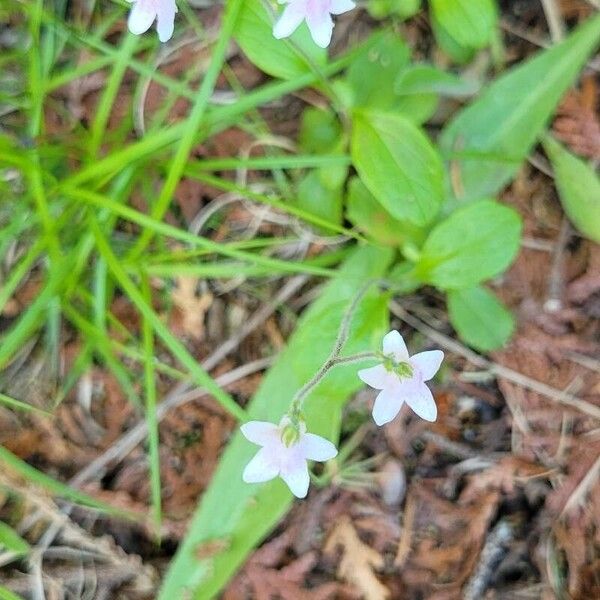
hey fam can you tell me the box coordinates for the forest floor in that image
[1,1,600,598]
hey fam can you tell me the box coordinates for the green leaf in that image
[542,136,600,243]
[417,199,522,289]
[345,33,410,111]
[367,0,421,20]
[447,285,515,351]
[295,170,343,229]
[431,11,474,64]
[159,246,393,600]
[351,110,444,226]
[395,64,479,97]
[439,15,600,202]
[298,107,347,189]
[430,0,497,50]
[234,0,325,80]
[0,521,29,557]
[346,176,425,246]
[298,107,342,154]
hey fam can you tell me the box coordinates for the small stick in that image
[463,520,513,600]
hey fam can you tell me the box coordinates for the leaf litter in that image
[1,1,600,598]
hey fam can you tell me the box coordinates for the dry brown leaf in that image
[324,515,389,600]
[171,277,213,340]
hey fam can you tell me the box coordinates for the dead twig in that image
[463,520,513,600]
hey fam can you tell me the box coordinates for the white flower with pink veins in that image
[127,0,177,43]
[358,330,444,425]
[273,0,356,48]
[241,417,337,498]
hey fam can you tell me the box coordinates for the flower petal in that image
[299,433,337,461]
[305,10,333,48]
[242,447,280,483]
[372,387,404,426]
[240,421,279,446]
[273,2,306,40]
[156,0,176,42]
[280,458,310,498]
[330,0,355,14]
[405,383,438,422]
[127,2,156,35]
[382,330,409,362]
[410,350,444,381]
[358,364,395,390]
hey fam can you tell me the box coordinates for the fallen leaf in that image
[171,277,213,340]
[324,515,389,600]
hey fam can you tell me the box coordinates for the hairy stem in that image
[288,281,378,418]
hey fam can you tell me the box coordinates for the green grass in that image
[0,0,378,535]
[0,5,448,575]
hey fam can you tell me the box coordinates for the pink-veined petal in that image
[128,1,156,35]
[242,447,280,483]
[305,9,333,48]
[410,350,444,381]
[382,330,409,362]
[358,364,395,390]
[330,0,355,15]
[280,458,310,498]
[240,421,279,446]
[156,0,176,42]
[273,2,306,39]
[372,387,404,426]
[405,383,438,422]
[299,433,337,461]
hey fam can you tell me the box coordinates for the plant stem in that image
[289,280,378,418]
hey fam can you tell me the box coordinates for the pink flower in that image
[127,0,177,42]
[358,330,444,425]
[273,0,356,48]
[241,417,337,498]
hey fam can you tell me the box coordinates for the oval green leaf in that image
[351,110,444,226]
[542,136,600,243]
[430,0,497,50]
[417,199,522,289]
[448,285,515,351]
[439,14,600,201]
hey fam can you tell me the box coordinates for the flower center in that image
[280,424,300,447]
[382,355,414,379]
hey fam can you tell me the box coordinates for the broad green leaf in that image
[345,33,410,111]
[395,64,479,97]
[416,199,522,289]
[392,64,479,123]
[0,521,29,558]
[439,15,600,201]
[160,246,393,600]
[296,170,343,229]
[346,176,425,247]
[298,107,347,189]
[298,107,342,154]
[447,285,514,351]
[367,0,421,20]
[351,110,444,226]
[431,10,474,64]
[234,0,325,80]
[542,136,600,243]
[430,0,497,50]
